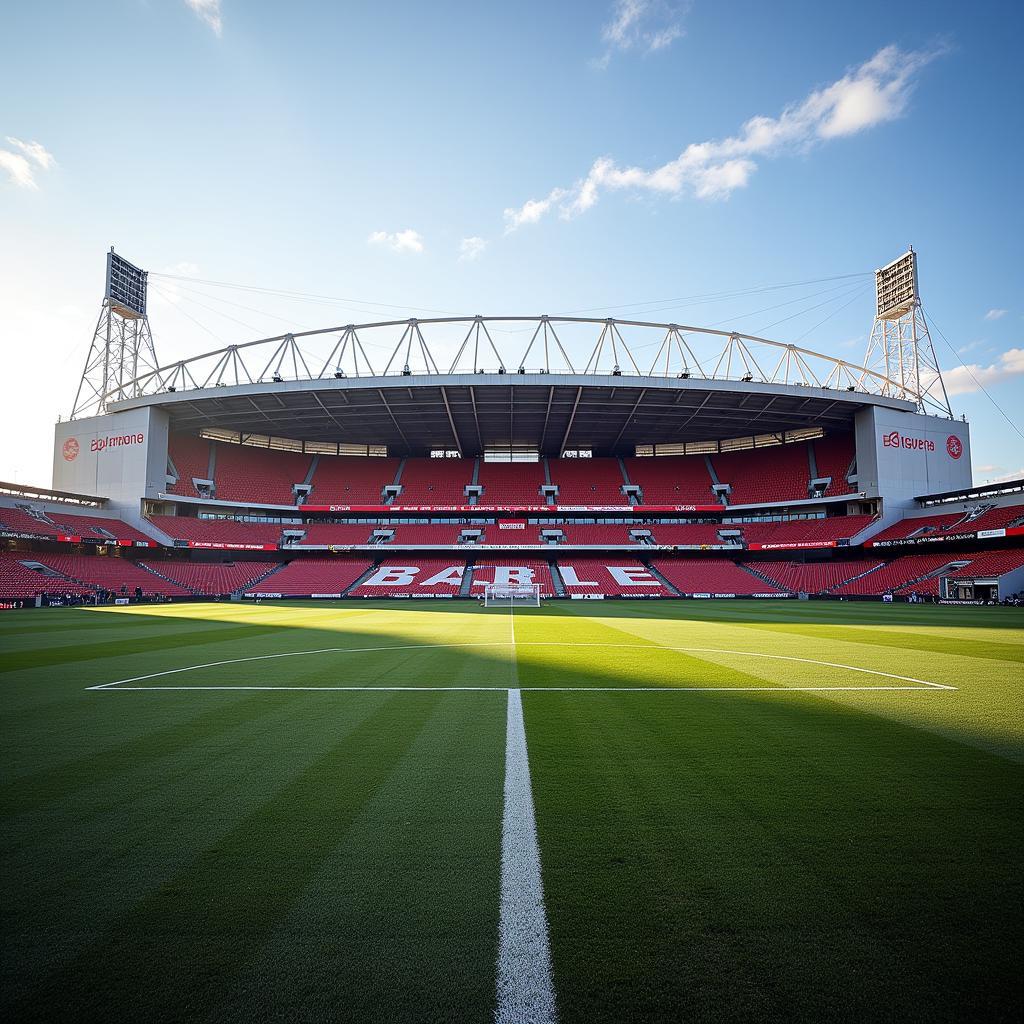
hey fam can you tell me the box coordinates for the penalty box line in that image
[86,641,957,692]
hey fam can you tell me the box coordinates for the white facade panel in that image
[52,407,169,510]
[854,407,971,508]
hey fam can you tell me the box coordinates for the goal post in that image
[483,583,542,607]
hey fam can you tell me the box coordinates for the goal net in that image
[483,583,542,607]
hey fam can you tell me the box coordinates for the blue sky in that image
[1,0,1022,484]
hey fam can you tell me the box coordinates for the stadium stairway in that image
[459,559,476,597]
[548,562,567,597]
[642,561,683,596]
[822,561,888,593]
[342,560,385,596]
[897,558,974,592]
[738,562,793,593]
[137,562,204,595]
[236,562,287,595]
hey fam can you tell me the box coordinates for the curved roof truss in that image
[78,315,953,420]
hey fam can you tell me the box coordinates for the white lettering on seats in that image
[559,566,597,587]
[607,566,660,586]
[475,567,536,589]
[363,565,418,586]
[421,566,465,587]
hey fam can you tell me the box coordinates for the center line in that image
[495,688,556,1024]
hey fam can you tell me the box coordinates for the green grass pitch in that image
[1,599,1022,1022]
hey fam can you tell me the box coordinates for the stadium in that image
[2,249,1022,1022]
[3,250,1022,606]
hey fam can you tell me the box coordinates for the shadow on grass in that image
[0,601,1021,1022]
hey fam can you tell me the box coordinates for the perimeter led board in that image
[105,249,148,318]
[875,250,919,320]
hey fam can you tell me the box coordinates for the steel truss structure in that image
[72,300,159,420]
[861,303,950,418]
[74,315,952,420]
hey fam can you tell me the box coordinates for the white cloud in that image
[944,347,1024,396]
[184,0,222,36]
[506,44,945,230]
[595,1,687,67]
[0,137,55,189]
[985,308,1008,321]
[977,466,1024,484]
[368,229,425,254]
[458,237,487,262]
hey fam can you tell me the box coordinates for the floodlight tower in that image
[71,248,159,419]
[860,248,951,417]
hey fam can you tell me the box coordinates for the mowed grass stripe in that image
[207,691,506,1023]
[526,689,1024,1023]
[1,693,330,891]
[3,693,451,1022]
[0,692,306,817]
[513,609,777,689]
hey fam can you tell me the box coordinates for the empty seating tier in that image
[653,559,785,596]
[33,555,190,596]
[387,524,473,545]
[308,456,400,505]
[212,443,313,505]
[477,462,547,505]
[554,525,643,545]
[468,559,556,596]
[291,524,374,546]
[812,434,857,495]
[549,458,626,503]
[831,553,966,596]
[648,524,727,546]
[349,559,469,597]
[944,548,1024,579]
[0,506,153,544]
[710,444,810,505]
[395,459,474,505]
[142,561,278,596]
[743,515,876,548]
[0,554,95,598]
[148,517,283,547]
[246,559,372,596]
[622,456,715,505]
[752,559,884,594]
[167,433,211,496]
[870,504,1024,545]
[557,559,672,596]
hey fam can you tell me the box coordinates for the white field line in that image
[86,642,956,692]
[496,689,557,1024]
[98,685,951,693]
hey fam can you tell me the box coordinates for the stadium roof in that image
[112,373,914,456]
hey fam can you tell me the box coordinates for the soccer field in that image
[2,599,1022,1023]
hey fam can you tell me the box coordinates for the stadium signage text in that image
[90,432,145,453]
[747,541,836,551]
[301,503,724,514]
[881,429,935,453]
[187,540,278,551]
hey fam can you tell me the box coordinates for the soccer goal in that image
[483,583,542,607]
